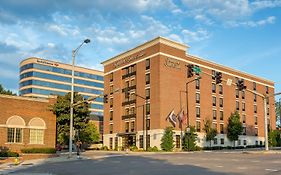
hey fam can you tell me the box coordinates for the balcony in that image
[122,71,136,79]
[122,85,136,92]
[122,99,136,106]
[122,114,136,120]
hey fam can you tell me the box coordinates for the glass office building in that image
[19,57,104,117]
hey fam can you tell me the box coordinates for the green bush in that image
[100,146,109,151]
[0,151,19,157]
[147,146,159,152]
[130,145,138,152]
[21,148,56,154]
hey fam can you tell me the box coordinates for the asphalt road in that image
[8,151,281,175]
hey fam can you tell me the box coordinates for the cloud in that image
[0,42,18,53]
[227,16,276,27]
[182,28,210,42]
[47,24,80,37]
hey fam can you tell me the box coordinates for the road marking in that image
[237,167,247,170]
[265,169,278,172]
[216,165,223,168]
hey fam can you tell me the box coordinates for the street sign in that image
[193,66,201,74]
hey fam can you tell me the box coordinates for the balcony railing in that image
[122,99,136,106]
[122,85,136,92]
[122,114,136,120]
[122,71,136,79]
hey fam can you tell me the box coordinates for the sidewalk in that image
[0,153,86,175]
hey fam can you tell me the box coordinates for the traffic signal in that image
[187,64,194,78]
[103,94,108,103]
[215,72,222,84]
[237,79,247,91]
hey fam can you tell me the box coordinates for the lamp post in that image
[69,39,90,158]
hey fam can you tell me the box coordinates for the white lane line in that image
[216,165,223,168]
[265,169,278,172]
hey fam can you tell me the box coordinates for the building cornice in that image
[0,94,55,102]
[101,36,189,66]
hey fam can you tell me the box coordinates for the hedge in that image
[21,148,56,154]
[0,151,19,157]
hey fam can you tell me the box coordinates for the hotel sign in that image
[113,51,146,68]
[37,59,59,67]
[164,57,180,69]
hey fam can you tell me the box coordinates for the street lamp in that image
[69,39,90,158]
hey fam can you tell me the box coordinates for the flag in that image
[167,110,177,127]
[177,109,184,128]
[182,111,187,126]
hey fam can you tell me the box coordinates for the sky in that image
[0,0,281,99]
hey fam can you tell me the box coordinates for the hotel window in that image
[213,123,217,130]
[110,111,113,120]
[110,98,113,107]
[219,98,223,107]
[267,107,270,115]
[243,127,246,135]
[125,81,129,88]
[238,140,241,145]
[195,79,200,90]
[7,128,23,143]
[196,107,200,118]
[242,90,245,99]
[29,129,44,144]
[253,82,256,90]
[115,137,118,149]
[213,110,217,120]
[146,119,150,130]
[266,98,269,105]
[196,121,201,132]
[145,74,150,84]
[129,64,136,73]
[131,79,136,86]
[125,122,129,132]
[146,103,150,115]
[220,138,224,145]
[266,86,269,94]
[254,116,258,125]
[254,94,257,102]
[214,138,218,145]
[109,124,113,134]
[139,135,143,148]
[236,89,239,98]
[146,135,150,148]
[212,96,216,106]
[130,107,135,115]
[176,135,180,148]
[109,73,113,82]
[220,111,223,120]
[255,128,258,136]
[242,102,245,111]
[220,124,224,134]
[242,114,246,123]
[212,83,216,93]
[110,85,114,94]
[146,59,150,69]
[236,101,239,110]
[212,70,216,80]
[131,121,135,132]
[124,67,129,75]
[196,93,200,103]
[109,138,113,150]
[125,108,130,115]
[219,85,223,94]
[146,89,150,99]
[254,105,257,113]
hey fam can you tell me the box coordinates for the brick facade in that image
[0,94,56,152]
[102,37,276,149]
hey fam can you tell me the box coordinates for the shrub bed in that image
[21,148,56,154]
[0,151,19,157]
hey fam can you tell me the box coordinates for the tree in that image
[52,92,96,145]
[79,122,100,143]
[227,111,243,147]
[0,84,16,95]
[203,119,217,147]
[268,129,281,147]
[182,126,198,151]
[161,127,175,151]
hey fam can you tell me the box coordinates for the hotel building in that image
[102,37,276,150]
[19,57,104,118]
